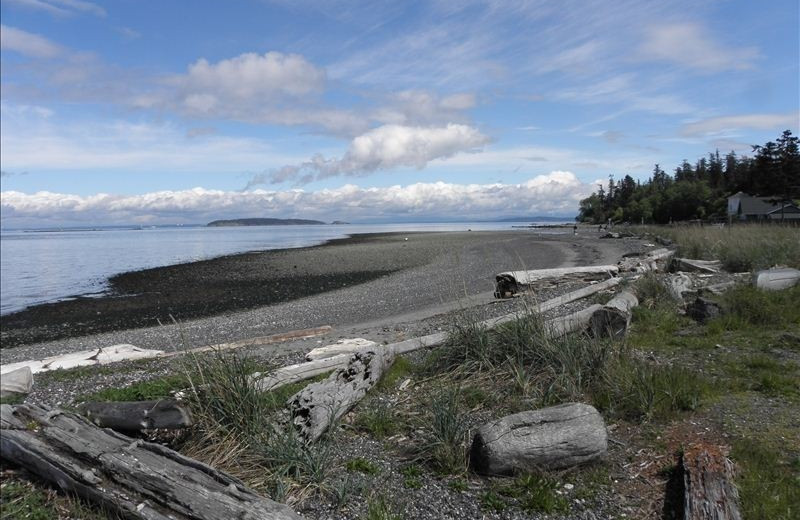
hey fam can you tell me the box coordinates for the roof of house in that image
[728,192,792,215]
[766,203,800,215]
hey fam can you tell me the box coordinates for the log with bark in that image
[78,399,193,431]
[470,403,607,474]
[495,265,619,298]
[287,349,395,442]
[589,290,639,339]
[253,278,621,393]
[678,443,742,520]
[0,403,303,520]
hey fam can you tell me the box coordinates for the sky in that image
[1,0,798,227]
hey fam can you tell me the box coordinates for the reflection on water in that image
[0,222,565,314]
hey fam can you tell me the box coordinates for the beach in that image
[0,229,634,364]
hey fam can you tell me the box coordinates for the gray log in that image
[78,399,193,431]
[753,267,800,291]
[618,248,675,273]
[0,404,303,520]
[470,403,607,474]
[686,297,722,324]
[680,443,742,520]
[495,265,618,298]
[673,258,722,274]
[287,349,394,442]
[0,366,32,399]
[589,290,639,339]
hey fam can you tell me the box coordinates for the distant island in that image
[207,218,326,227]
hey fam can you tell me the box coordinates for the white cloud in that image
[0,25,62,58]
[3,0,105,17]
[1,171,591,225]
[253,123,490,186]
[681,112,800,137]
[639,23,759,72]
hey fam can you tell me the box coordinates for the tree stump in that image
[589,291,638,339]
[470,403,607,475]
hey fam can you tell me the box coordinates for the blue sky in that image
[1,0,798,226]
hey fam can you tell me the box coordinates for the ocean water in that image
[0,222,566,315]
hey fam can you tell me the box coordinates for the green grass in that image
[0,476,117,520]
[346,457,380,475]
[732,438,800,519]
[376,356,416,391]
[365,495,403,520]
[400,465,423,489]
[79,373,189,402]
[417,386,469,475]
[355,400,399,439]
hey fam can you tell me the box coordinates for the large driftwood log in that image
[253,279,621,393]
[0,367,32,399]
[78,399,193,431]
[546,304,603,338]
[1,345,164,376]
[753,267,800,291]
[618,248,675,273]
[470,403,607,474]
[589,291,639,339]
[0,404,303,520]
[287,349,395,442]
[680,443,742,520]
[305,338,379,361]
[495,265,619,298]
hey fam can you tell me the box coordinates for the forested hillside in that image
[577,130,799,224]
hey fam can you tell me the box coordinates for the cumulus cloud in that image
[681,112,800,137]
[1,172,590,225]
[639,23,759,72]
[250,123,490,186]
[0,25,63,58]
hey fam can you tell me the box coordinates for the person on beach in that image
[573,224,578,235]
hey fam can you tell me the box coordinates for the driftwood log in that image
[589,290,639,339]
[618,248,675,273]
[287,349,395,442]
[0,366,32,399]
[0,403,303,520]
[470,403,607,474]
[672,258,722,274]
[78,399,193,431]
[305,338,379,361]
[495,265,619,298]
[679,443,742,520]
[753,267,800,291]
[1,344,163,376]
[253,278,621,393]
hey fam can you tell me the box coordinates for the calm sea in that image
[0,222,566,315]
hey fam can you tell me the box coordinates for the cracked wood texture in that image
[288,349,394,442]
[681,443,742,520]
[470,403,607,475]
[589,290,638,339]
[0,403,303,520]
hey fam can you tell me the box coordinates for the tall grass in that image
[644,225,800,272]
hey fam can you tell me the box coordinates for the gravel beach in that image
[1,229,636,364]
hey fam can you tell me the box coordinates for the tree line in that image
[576,130,800,224]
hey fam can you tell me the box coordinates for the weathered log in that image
[679,443,742,520]
[618,248,675,273]
[0,403,303,520]
[78,399,193,431]
[1,344,163,376]
[287,349,395,442]
[699,281,735,295]
[589,291,639,339]
[495,265,619,298]
[254,279,621,393]
[753,267,800,291]
[470,403,607,474]
[547,304,603,338]
[673,258,722,274]
[666,272,694,300]
[305,338,378,361]
[165,325,333,358]
[0,367,32,399]
[686,297,722,324]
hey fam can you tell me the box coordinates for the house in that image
[727,192,800,221]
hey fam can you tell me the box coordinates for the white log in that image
[495,265,619,297]
[589,291,639,339]
[305,338,378,361]
[673,258,722,273]
[287,349,395,442]
[253,279,621,393]
[0,404,303,519]
[1,345,163,376]
[753,267,800,291]
[470,403,607,474]
[666,272,694,300]
[0,367,32,399]
[547,304,603,338]
[618,248,675,273]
